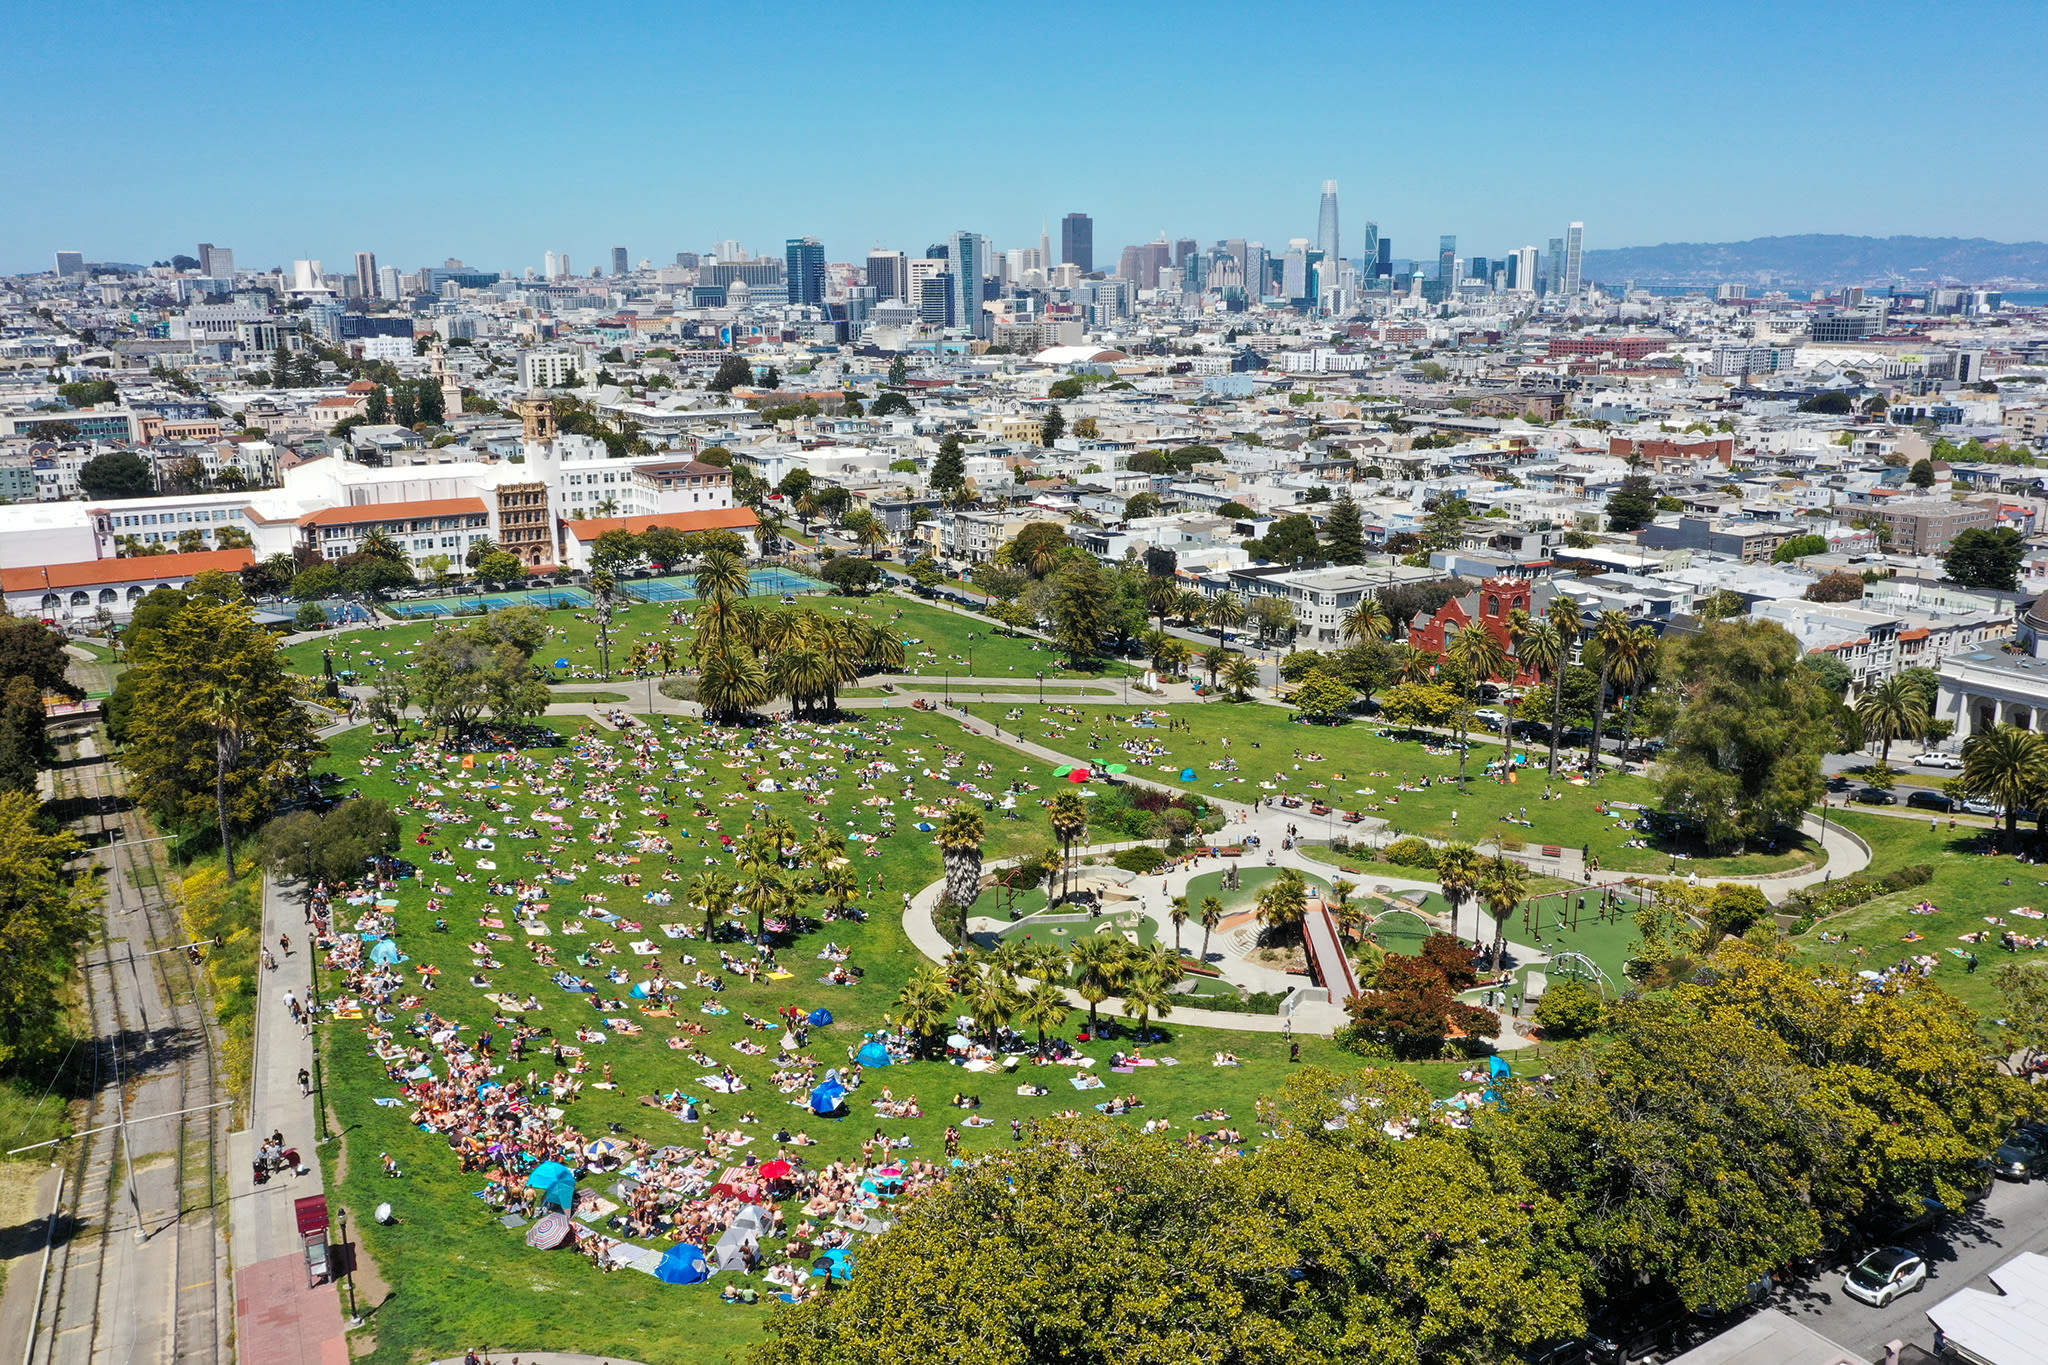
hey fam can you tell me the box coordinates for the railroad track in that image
[27,728,227,1365]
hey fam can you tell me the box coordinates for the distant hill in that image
[1580,235,2048,290]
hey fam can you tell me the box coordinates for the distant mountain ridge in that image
[1580,235,2048,289]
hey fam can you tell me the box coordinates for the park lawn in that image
[314,709,1436,1365]
[966,701,1817,877]
[1787,811,2039,1020]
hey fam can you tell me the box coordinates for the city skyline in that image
[6,0,2044,276]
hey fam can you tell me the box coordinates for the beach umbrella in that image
[759,1159,792,1180]
[1105,763,1128,774]
[1067,769,1091,783]
[526,1212,574,1249]
[945,1033,973,1050]
[1051,765,1074,778]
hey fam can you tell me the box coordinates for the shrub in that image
[1534,977,1604,1039]
[1190,990,1289,1016]
[1381,836,1439,869]
[1113,846,1167,875]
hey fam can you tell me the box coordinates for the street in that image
[1781,1174,2048,1359]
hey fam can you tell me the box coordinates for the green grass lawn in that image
[315,706,1461,1365]
[967,702,1818,877]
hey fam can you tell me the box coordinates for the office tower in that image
[1317,180,1340,265]
[1221,238,1247,277]
[1282,245,1309,302]
[1040,221,1051,275]
[785,236,826,307]
[1116,244,1142,279]
[713,240,744,262]
[1174,238,1198,268]
[611,246,629,276]
[54,251,84,277]
[1467,257,1490,289]
[543,251,559,280]
[866,249,908,301]
[1359,221,1378,277]
[1004,247,1044,284]
[1060,213,1093,272]
[354,252,378,298]
[1564,222,1584,296]
[379,265,401,300]
[1546,237,1564,295]
[1512,246,1540,292]
[1244,243,1269,300]
[675,252,701,268]
[293,260,324,291]
[198,243,234,278]
[948,231,990,337]
[1437,236,1456,285]
[1376,237,1392,277]
[559,253,572,279]
[916,273,953,326]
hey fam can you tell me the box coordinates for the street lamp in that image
[338,1205,361,1325]
[1036,670,1044,704]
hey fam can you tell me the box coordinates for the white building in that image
[520,350,580,389]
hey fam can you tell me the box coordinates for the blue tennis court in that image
[384,599,468,618]
[623,569,826,604]
[484,588,591,610]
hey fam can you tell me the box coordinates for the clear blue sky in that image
[7,0,2043,277]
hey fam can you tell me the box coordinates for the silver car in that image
[1843,1247,1928,1307]
[1911,752,1964,770]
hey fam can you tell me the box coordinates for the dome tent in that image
[524,1159,576,1212]
[809,1067,848,1116]
[655,1243,709,1285]
[855,1037,891,1068]
[808,1008,833,1027]
[369,938,404,965]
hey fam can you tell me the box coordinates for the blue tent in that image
[808,1008,833,1027]
[855,1038,891,1068]
[539,1173,576,1211]
[809,1068,848,1116]
[369,939,404,965]
[655,1244,709,1285]
[1180,768,1197,781]
[1487,1055,1512,1080]
[524,1160,572,1191]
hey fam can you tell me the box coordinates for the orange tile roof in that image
[1,548,256,594]
[299,498,489,527]
[564,507,760,541]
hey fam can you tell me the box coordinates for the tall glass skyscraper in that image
[1060,213,1093,273]
[1438,235,1457,285]
[1564,222,1585,296]
[948,231,990,337]
[785,236,826,307]
[1317,181,1340,266]
[1360,221,1379,278]
[1546,237,1565,295]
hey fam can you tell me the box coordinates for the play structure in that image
[1300,891,1363,1003]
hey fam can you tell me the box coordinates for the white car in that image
[1473,708,1509,728]
[1843,1247,1929,1307]
[1911,752,1964,770]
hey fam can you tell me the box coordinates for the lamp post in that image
[338,1205,361,1325]
[1036,670,1044,705]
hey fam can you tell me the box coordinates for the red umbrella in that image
[759,1159,793,1180]
[1068,768,1092,783]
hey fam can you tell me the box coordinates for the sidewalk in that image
[229,874,349,1365]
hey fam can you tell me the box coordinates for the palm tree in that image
[697,646,771,724]
[1515,618,1566,775]
[1145,577,1178,631]
[1475,854,1529,970]
[1434,841,1481,944]
[589,569,618,678]
[819,863,857,914]
[937,807,986,909]
[1399,649,1439,686]
[1120,970,1175,1043]
[1610,623,1660,774]
[1200,645,1230,688]
[1855,673,1933,764]
[1198,895,1225,962]
[1222,655,1260,700]
[1326,878,1360,939]
[1342,597,1392,646]
[1046,790,1089,900]
[656,640,677,676]
[1254,867,1309,944]
[1141,629,1177,673]
[858,619,906,673]
[772,643,832,719]
[893,964,955,1058]
[1584,610,1637,785]
[1962,725,2048,850]
[1448,626,1510,791]
[689,870,736,943]
[1158,638,1191,679]
[1168,896,1190,953]
[1176,589,1210,631]
[1018,978,1070,1053]
[966,964,1023,1041]
[1067,934,1128,1035]
[1208,591,1246,646]
[1543,595,1584,777]
[740,869,787,943]
[357,526,406,562]
[197,682,251,882]
[694,548,750,606]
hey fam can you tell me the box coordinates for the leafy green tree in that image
[1049,557,1111,663]
[1799,651,1853,697]
[255,799,401,885]
[819,555,882,595]
[1605,473,1657,533]
[0,618,78,698]
[1248,513,1321,564]
[1291,668,1357,722]
[1041,404,1065,446]
[117,598,321,856]
[1533,977,1603,1039]
[0,676,48,794]
[1657,620,1833,851]
[0,792,100,1068]
[708,352,752,392]
[1907,457,1936,489]
[1320,493,1366,564]
[1945,526,2023,591]
[886,354,908,386]
[869,390,912,417]
[1771,533,1829,562]
[1804,570,1864,603]
[409,607,552,736]
[78,449,156,499]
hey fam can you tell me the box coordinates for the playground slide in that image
[1300,899,1363,1003]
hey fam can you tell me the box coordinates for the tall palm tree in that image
[803,826,847,871]
[966,964,1023,1041]
[858,619,906,673]
[1208,591,1246,646]
[1515,618,1566,775]
[1610,623,1660,774]
[198,682,251,882]
[1476,854,1529,970]
[772,644,833,719]
[1962,724,2048,851]
[1584,609,1637,785]
[1198,895,1225,962]
[694,548,750,606]
[1168,896,1190,953]
[697,646,771,724]
[590,569,618,679]
[1342,597,1392,646]
[740,870,787,943]
[819,863,857,914]
[1200,645,1230,688]
[937,807,986,909]
[1543,595,1585,778]
[1018,977,1070,1053]
[893,964,954,1058]
[689,870,736,943]
[1434,841,1481,943]
[1141,629,1177,673]
[1325,878,1360,939]
[1121,952,1178,1042]
[1855,673,1933,764]
[1176,588,1210,630]
[1398,649,1439,686]
[1254,867,1310,944]
[1046,789,1089,899]
[1145,577,1179,631]
[1067,934,1128,1035]
[1448,626,1511,791]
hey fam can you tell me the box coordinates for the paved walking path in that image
[230,874,349,1365]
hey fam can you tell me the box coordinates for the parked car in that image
[1853,787,1898,806]
[1906,790,1953,812]
[1995,1130,2046,1181]
[1473,707,1509,728]
[1584,1296,1690,1365]
[1911,751,1965,770]
[1842,1247,1929,1307]
[1958,796,1999,816]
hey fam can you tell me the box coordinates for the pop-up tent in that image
[808,1008,833,1027]
[1488,1055,1512,1080]
[369,938,404,966]
[655,1243,709,1285]
[855,1038,891,1068]
[712,1225,755,1271]
[525,1160,576,1212]
[809,1068,848,1116]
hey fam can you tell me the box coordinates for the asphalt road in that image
[1779,1173,2048,1359]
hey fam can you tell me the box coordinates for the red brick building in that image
[1404,577,1541,684]
[1545,335,1669,360]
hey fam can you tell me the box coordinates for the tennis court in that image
[383,599,470,619]
[485,587,592,610]
[624,568,825,604]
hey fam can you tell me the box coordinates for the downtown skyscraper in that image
[785,236,826,307]
[1061,213,1093,273]
[1317,181,1340,266]
[948,231,989,338]
[1564,221,1585,296]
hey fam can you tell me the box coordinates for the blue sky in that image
[6,0,2042,276]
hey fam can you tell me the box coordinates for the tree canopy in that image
[1944,526,2023,591]
[79,449,157,499]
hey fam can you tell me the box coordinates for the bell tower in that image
[514,397,556,443]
